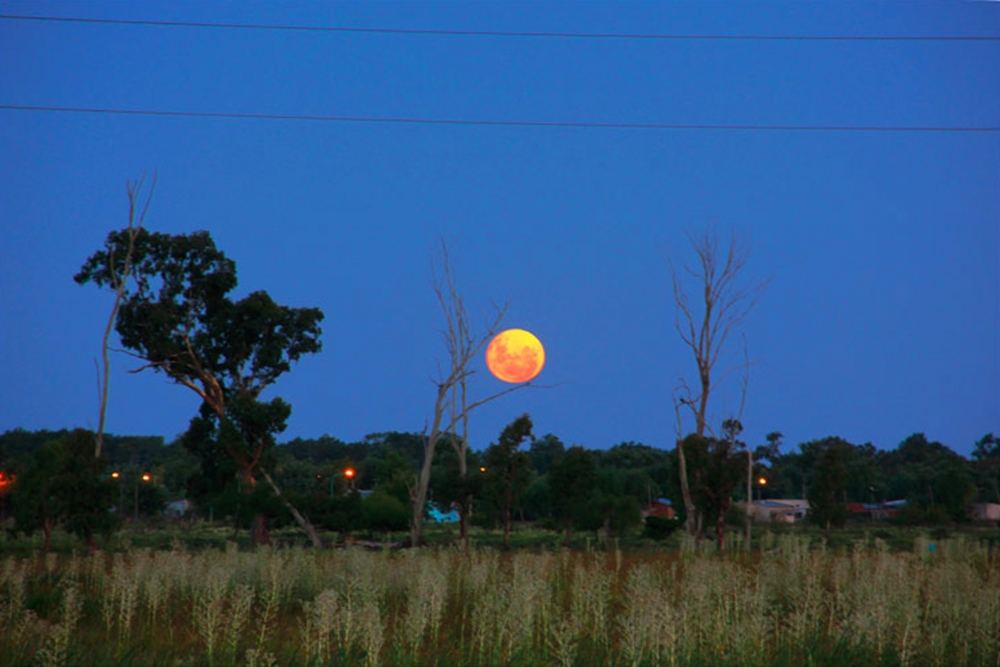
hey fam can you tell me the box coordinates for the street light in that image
[110,471,124,516]
[757,476,767,501]
[344,467,356,491]
[135,472,151,522]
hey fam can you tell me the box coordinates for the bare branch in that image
[94,174,156,458]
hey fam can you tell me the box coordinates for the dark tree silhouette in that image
[76,228,324,546]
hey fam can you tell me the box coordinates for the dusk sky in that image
[1,2,997,458]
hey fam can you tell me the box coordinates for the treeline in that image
[1,425,997,549]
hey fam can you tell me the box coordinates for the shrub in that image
[642,515,680,541]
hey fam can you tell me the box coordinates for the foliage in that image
[549,445,599,542]
[883,433,976,523]
[9,429,118,551]
[76,228,324,545]
[363,489,410,534]
[528,433,565,475]
[806,437,850,532]
[683,423,747,548]
[971,432,999,503]
[481,414,533,547]
[642,515,681,540]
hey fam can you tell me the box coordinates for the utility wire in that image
[2,14,998,42]
[2,105,996,133]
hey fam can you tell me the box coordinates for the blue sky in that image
[1,1,997,457]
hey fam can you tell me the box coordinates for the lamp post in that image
[344,467,356,492]
[757,476,767,501]
[111,471,124,516]
[134,472,151,522]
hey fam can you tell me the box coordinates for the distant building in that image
[746,499,809,524]
[846,500,907,521]
[970,503,1000,523]
[643,498,676,520]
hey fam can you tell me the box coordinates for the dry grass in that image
[0,536,998,666]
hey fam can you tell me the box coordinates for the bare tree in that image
[671,226,766,536]
[409,241,528,547]
[93,175,156,458]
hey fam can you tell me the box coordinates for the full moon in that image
[486,329,545,383]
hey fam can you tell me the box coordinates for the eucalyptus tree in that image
[670,226,766,536]
[549,444,599,545]
[76,228,324,546]
[972,433,1000,503]
[806,437,851,533]
[482,414,533,549]
[412,241,529,547]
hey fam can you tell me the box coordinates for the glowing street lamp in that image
[135,472,151,521]
[344,467,356,491]
[757,476,767,501]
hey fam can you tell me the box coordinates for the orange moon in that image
[486,329,545,383]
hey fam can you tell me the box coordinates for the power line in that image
[2,105,996,133]
[2,14,998,42]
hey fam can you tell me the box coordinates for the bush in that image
[363,489,409,534]
[643,515,681,541]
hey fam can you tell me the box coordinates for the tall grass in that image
[0,537,998,666]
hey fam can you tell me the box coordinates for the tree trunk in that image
[410,435,437,547]
[503,506,511,549]
[717,500,728,552]
[259,468,324,548]
[251,514,271,546]
[745,449,752,551]
[677,438,698,535]
[43,519,53,553]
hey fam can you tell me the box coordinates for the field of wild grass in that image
[2,534,999,667]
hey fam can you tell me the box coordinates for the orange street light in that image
[758,477,767,486]
[479,467,486,473]
[344,468,355,479]
[111,471,121,479]
[141,473,152,483]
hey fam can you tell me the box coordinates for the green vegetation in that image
[1,534,998,667]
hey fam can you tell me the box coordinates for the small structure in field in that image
[644,498,676,520]
[970,503,1000,523]
[746,499,809,524]
[846,499,907,521]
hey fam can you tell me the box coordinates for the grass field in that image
[2,526,999,666]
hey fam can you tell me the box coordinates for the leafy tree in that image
[972,433,1000,503]
[883,433,974,523]
[529,434,565,476]
[10,439,65,551]
[11,430,118,552]
[549,445,599,545]
[58,429,118,549]
[482,414,533,548]
[755,431,783,466]
[600,442,673,510]
[806,437,850,533]
[684,419,748,550]
[76,228,324,546]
